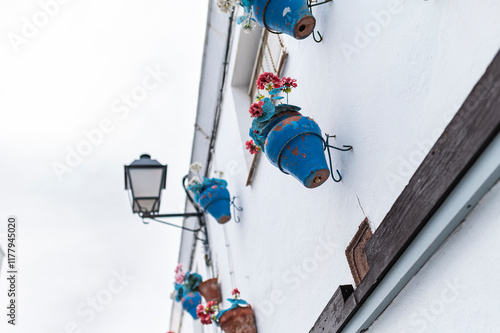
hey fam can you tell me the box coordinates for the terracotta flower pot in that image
[181,291,202,319]
[263,110,330,188]
[252,0,316,39]
[219,306,257,333]
[197,278,222,303]
[197,180,232,223]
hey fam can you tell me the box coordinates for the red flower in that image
[232,288,240,296]
[197,302,218,325]
[282,77,297,88]
[200,313,212,325]
[245,140,260,155]
[249,100,264,118]
[256,72,282,90]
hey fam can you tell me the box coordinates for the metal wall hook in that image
[308,0,333,7]
[324,134,353,151]
[312,30,323,43]
[307,0,332,43]
[331,169,342,182]
[230,196,243,223]
[322,133,352,183]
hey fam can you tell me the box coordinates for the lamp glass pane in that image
[133,199,158,213]
[128,168,164,198]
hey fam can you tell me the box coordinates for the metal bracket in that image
[229,196,243,223]
[323,133,353,182]
[308,0,333,7]
[307,0,333,43]
[141,215,202,233]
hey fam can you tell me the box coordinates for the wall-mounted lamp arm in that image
[141,212,203,219]
[141,216,202,232]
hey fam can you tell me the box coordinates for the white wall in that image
[368,180,500,333]
[187,1,500,332]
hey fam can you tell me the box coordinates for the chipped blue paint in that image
[181,291,202,319]
[215,298,250,324]
[252,0,315,39]
[264,112,330,188]
[197,179,232,223]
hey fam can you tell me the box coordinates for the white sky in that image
[0,0,208,332]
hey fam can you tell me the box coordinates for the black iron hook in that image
[307,0,333,43]
[308,0,333,7]
[230,196,243,223]
[323,133,353,182]
[312,30,323,43]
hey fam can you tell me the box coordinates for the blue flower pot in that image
[252,0,316,39]
[264,111,330,188]
[198,181,231,224]
[182,291,202,319]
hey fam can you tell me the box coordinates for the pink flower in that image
[282,77,297,88]
[256,72,282,90]
[232,288,240,296]
[175,263,183,274]
[245,140,260,155]
[175,271,185,284]
[207,301,217,312]
[249,100,264,118]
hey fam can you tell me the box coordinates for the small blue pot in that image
[182,291,202,319]
[198,181,231,224]
[264,111,330,188]
[252,0,316,39]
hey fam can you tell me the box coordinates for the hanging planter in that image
[187,163,242,224]
[173,264,203,319]
[252,0,315,39]
[218,306,257,333]
[197,179,231,223]
[246,73,352,187]
[196,278,222,304]
[173,265,223,318]
[182,291,202,319]
[197,289,257,333]
[263,109,330,187]
[214,0,330,41]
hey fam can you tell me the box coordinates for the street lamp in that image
[124,154,203,231]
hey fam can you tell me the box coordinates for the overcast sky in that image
[0,0,208,331]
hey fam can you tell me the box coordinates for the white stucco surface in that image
[368,180,500,333]
[178,1,500,332]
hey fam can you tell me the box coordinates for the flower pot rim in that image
[218,304,253,321]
